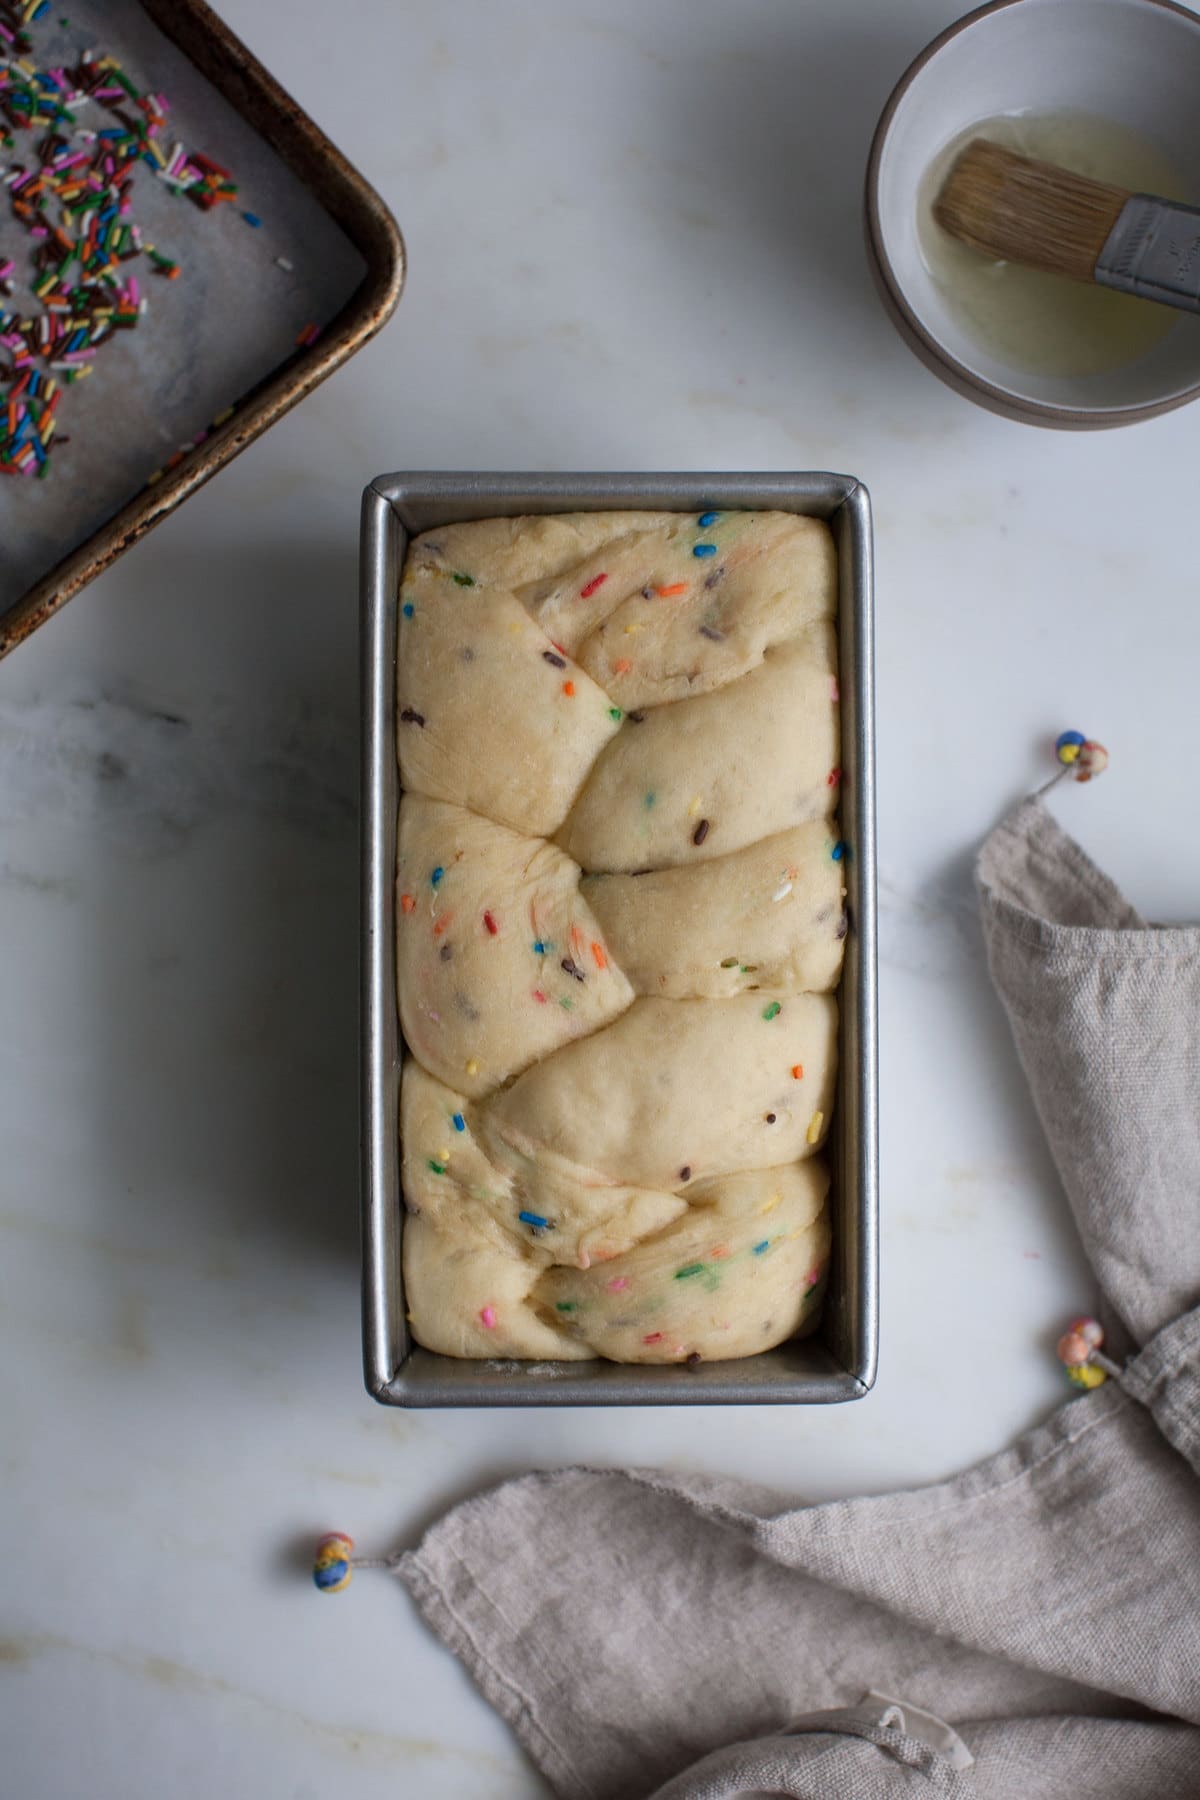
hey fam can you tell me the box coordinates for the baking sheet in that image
[0,0,366,616]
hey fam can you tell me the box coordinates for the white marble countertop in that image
[5,1,1199,1793]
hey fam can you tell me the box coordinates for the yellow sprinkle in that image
[465,1059,480,1076]
[807,1111,824,1145]
[687,796,702,816]
[624,623,644,634]
[437,1147,450,1162]
[507,623,522,634]
[760,1192,782,1215]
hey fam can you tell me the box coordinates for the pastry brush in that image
[934,138,1200,312]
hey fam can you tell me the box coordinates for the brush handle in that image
[1095,195,1200,313]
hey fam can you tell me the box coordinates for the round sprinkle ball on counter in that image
[312,1533,355,1593]
[1055,730,1086,764]
[1076,740,1109,781]
[1056,731,1109,781]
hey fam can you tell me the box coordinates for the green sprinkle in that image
[609,707,623,722]
[451,571,475,587]
[762,1001,782,1021]
[427,1160,447,1175]
[559,996,573,1011]
[644,792,656,809]
[555,1301,578,1312]
[675,1263,706,1280]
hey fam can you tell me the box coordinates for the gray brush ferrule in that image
[1095,194,1200,312]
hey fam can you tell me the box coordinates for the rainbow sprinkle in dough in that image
[396,509,843,1363]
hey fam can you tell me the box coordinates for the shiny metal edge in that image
[361,473,878,1406]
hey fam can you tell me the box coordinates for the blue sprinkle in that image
[693,543,717,558]
[402,602,414,618]
[644,792,656,809]
[242,211,262,228]
[313,1560,349,1589]
[752,1240,769,1255]
[451,1113,466,1132]
[1056,729,1086,752]
[532,940,547,955]
[431,866,444,886]
[518,1210,550,1230]
[697,510,720,527]
[831,841,849,863]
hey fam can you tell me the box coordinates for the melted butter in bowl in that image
[918,111,1185,379]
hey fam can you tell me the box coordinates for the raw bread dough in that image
[396,795,633,1099]
[557,627,839,873]
[397,509,844,1363]
[582,822,846,999]
[538,1162,832,1363]
[489,991,837,1193]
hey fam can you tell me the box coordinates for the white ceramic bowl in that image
[865,0,1200,427]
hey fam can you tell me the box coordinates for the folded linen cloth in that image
[397,800,1200,1799]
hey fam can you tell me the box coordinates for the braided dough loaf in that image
[397,510,844,1364]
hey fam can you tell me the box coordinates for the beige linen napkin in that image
[396,800,1200,1799]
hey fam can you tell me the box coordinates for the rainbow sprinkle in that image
[0,12,263,479]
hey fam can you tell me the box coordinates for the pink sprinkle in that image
[580,572,608,599]
[643,1331,664,1345]
[607,1276,630,1292]
[480,1306,496,1328]
[830,677,840,702]
[803,1266,823,1288]
[532,989,547,1004]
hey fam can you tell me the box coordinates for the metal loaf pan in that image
[361,473,877,1406]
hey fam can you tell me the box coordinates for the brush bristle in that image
[934,139,1129,282]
